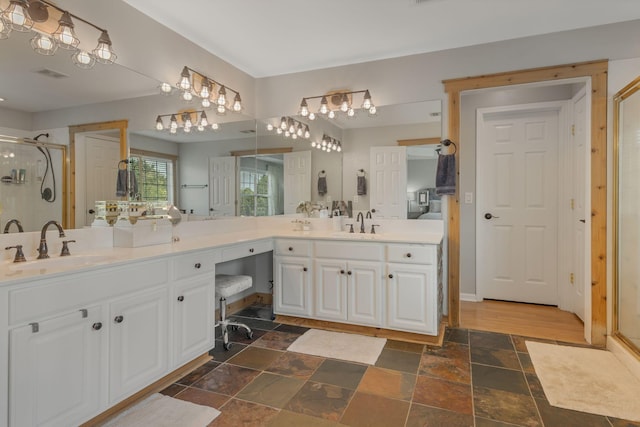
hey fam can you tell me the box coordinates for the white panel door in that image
[370,146,407,218]
[477,106,559,305]
[84,135,121,226]
[209,156,236,216]
[283,151,311,214]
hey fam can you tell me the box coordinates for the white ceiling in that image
[123,0,640,78]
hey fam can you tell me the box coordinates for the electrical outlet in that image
[464,192,473,204]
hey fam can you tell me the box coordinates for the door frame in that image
[475,101,567,305]
[443,60,608,346]
[68,120,128,228]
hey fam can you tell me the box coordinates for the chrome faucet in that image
[37,220,65,259]
[356,212,365,233]
[3,219,24,233]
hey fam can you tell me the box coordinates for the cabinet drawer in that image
[172,249,220,280]
[315,241,383,261]
[220,239,273,262]
[387,244,436,264]
[9,259,170,326]
[275,239,311,257]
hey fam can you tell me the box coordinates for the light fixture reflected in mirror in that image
[0,0,117,69]
[266,117,310,141]
[310,134,341,153]
[154,110,220,135]
[299,89,376,120]
[161,66,243,114]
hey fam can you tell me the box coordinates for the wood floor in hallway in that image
[461,300,587,344]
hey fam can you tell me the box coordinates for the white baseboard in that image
[607,336,640,382]
[460,293,480,302]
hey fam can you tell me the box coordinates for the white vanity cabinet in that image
[108,287,168,404]
[170,249,219,368]
[9,306,105,427]
[386,243,441,335]
[314,241,383,327]
[273,239,313,317]
[5,258,171,427]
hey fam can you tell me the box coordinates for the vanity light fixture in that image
[266,117,310,140]
[161,66,243,115]
[0,0,117,69]
[310,134,341,153]
[298,89,376,120]
[154,110,219,135]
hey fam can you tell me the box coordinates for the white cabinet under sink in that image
[314,256,383,327]
[9,306,105,427]
[273,239,313,317]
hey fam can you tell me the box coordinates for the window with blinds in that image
[239,168,270,216]
[129,153,175,203]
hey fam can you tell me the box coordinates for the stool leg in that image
[219,297,232,351]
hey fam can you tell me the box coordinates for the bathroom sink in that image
[330,232,382,240]
[6,254,114,272]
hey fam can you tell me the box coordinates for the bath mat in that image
[526,341,640,421]
[102,393,220,427]
[287,329,386,365]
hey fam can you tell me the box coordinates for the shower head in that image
[33,133,49,141]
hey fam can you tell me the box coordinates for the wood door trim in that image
[397,137,441,146]
[443,59,608,346]
[68,120,128,229]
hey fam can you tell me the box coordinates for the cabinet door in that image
[315,259,347,322]
[10,307,105,427]
[274,256,311,317]
[386,263,437,335]
[348,261,383,327]
[173,276,216,367]
[109,288,168,404]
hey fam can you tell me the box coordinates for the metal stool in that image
[215,274,253,350]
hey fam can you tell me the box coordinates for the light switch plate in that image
[353,195,359,203]
[464,192,473,204]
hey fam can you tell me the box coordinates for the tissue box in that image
[113,217,173,247]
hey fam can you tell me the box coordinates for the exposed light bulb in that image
[30,33,58,56]
[155,116,164,131]
[276,128,283,134]
[319,96,329,115]
[347,107,355,117]
[183,125,191,133]
[181,90,193,102]
[200,111,209,127]
[197,124,205,132]
[267,123,274,131]
[199,78,210,99]
[233,93,242,111]
[308,112,316,121]
[369,105,377,116]
[217,86,227,106]
[304,126,310,139]
[291,133,297,140]
[280,117,287,130]
[178,66,191,91]
[217,104,226,115]
[285,131,290,137]
[53,12,80,50]
[299,98,309,117]
[159,82,173,95]
[339,94,349,112]
[201,98,211,108]
[328,110,335,119]
[211,123,219,130]
[170,114,178,130]
[2,0,34,32]
[72,50,96,69]
[170,127,177,134]
[92,31,117,64]
[311,141,317,148]
[362,90,372,109]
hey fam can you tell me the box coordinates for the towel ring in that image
[440,139,457,155]
[318,170,326,177]
[357,169,366,177]
[118,159,129,170]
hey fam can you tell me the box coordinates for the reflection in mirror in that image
[339,100,441,219]
[257,116,343,215]
[130,117,257,217]
[0,136,65,232]
[407,144,441,219]
[614,76,640,355]
[0,27,161,230]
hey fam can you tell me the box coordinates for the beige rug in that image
[287,329,386,365]
[526,341,640,421]
[102,393,220,427]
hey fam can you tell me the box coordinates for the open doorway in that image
[443,60,608,346]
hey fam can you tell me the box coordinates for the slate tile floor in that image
[160,306,640,427]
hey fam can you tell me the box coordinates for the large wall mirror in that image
[613,75,640,356]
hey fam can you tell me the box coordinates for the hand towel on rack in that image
[318,176,328,196]
[357,175,367,196]
[116,169,127,197]
[128,170,138,197]
[435,154,456,196]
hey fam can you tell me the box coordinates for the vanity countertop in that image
[0,222,443,286]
